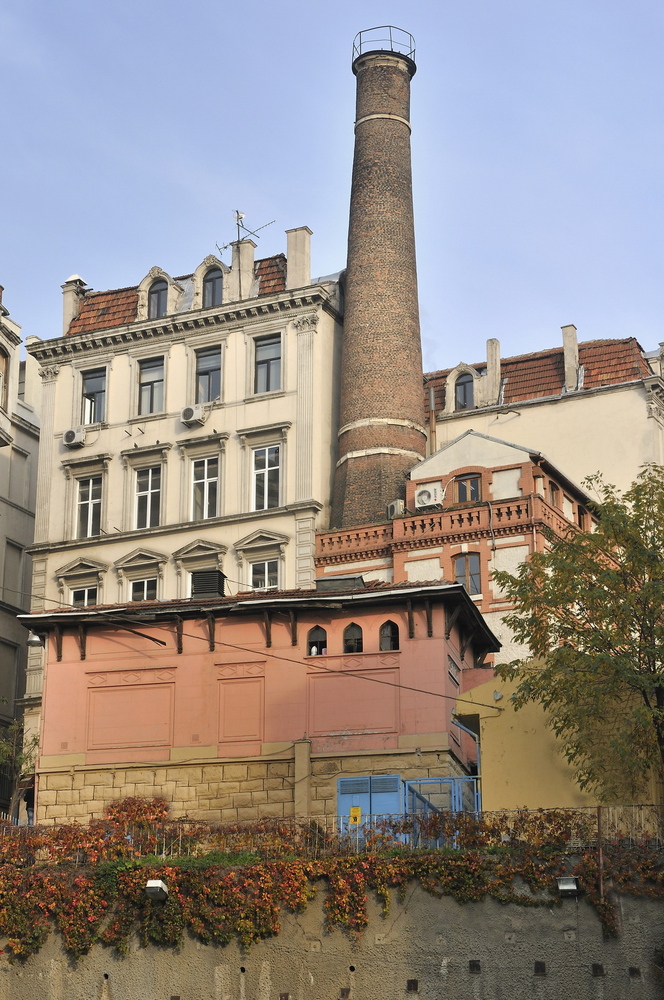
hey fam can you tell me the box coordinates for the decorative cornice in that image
[26,500,324,556]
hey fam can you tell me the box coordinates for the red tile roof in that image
[65,254,289,335]
[255,254,286,296]
[67,287,139,336]
[424,338,651,415]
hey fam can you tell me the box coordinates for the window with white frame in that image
[135,466,161,529]
[251,559,278,590]
[71,586,98,607]
[253,445,280,510]
[192,456,219,520]
[195,347,221,404]
[77,476,102,538]
[131,578,157,601]
[138,357,164,415]
[254,335,281,393]
[81,367,106,424]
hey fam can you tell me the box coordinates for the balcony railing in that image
[316,495,575,562]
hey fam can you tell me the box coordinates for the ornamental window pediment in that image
[136,267,184,322]
[444,364,479,413]
[192,256,229,310]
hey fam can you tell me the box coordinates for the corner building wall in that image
[332,49,426,528]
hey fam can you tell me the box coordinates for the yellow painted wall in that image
[458,675,599,811]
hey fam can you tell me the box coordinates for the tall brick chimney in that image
[331,27,426,528]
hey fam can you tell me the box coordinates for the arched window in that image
[148,279,168,319]
[307,626,327,656]
[454,372,474,411]
[379,620,399,651]
[203,267,223,308]
[0,347,8,410]
[343,623,363,653]
[454,553,481,595]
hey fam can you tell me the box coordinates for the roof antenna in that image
[216,211,275,259]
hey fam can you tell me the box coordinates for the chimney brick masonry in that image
[331,35,427,528]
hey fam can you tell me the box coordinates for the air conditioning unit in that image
[180,404,206,427]
[414,482,444,509]
[387,499,405,519]
[63,427,86,448]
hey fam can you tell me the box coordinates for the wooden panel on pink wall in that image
[87,684,174,749]
[218,677,264,743]
[308,670,398,736]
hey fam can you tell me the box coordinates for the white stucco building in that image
[24,231,342,730]
[0,289,41,806]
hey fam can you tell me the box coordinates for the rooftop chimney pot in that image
[61,275,88,335]
[561,324,579,393]
[285,227,312,289]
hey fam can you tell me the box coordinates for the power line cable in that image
[20,589,503,712]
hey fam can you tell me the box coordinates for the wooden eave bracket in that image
[288,610,297,647]
[445,603,462,640]
[76,624,87,661]
[206,612,215,652]
[55,624,63,662]
[263,610,272,648]
[407,600,414,639]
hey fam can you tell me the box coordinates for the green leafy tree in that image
[0,719,39,821]
[493,465,664,800]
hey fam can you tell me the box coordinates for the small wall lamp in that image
[556,876,581,897]
[145,879,168,901]
[26,631,45,648]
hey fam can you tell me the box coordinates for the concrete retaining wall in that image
[0,886,661,999]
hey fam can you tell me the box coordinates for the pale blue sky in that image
[2,0,664,370]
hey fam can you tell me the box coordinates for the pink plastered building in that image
[24,580,499,824]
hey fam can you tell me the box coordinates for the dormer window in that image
[203,268,223,308]
[454,372,474,410]
[148,279,168,319]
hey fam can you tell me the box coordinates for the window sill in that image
[127,412,166,424]
[244,390,286,403]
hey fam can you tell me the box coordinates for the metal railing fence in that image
[0,805,660,865]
